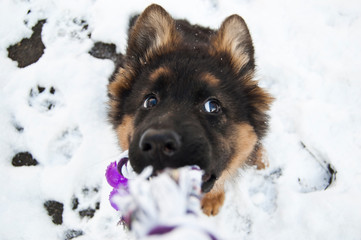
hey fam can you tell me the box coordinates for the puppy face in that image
[108,4,272,193]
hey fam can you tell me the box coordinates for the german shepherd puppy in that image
[108,4,273,216]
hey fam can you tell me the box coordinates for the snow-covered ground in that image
[1,0,361,239]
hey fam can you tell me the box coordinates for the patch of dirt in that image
[12,152,39,167]
[7,19,46,68]
[7,18,123,81]
[88,42,123,81]
[44,200,64,225]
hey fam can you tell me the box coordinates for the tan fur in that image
[149,66,172,82]
[253,145,268,169]
[116,115,134,150]
[248,86,274,112]
[146,9,177,50]
[109,66,134,98]
[210,15,252,73]
[240,69,274,113]
[201,122,258,215]
[129,4,181,63]
[200,72,220,87]
[230,123,258,167]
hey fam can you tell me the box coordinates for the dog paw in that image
[28,85,63,112]
[201,190,225,216]
[71,186,101,219]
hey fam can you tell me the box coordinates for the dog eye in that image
[204,99,221,113]
[143,95,158,109]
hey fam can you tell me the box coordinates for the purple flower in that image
[109,188,120,210]
[106,160,131,210]
[106,161,128,188]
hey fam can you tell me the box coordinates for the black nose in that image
[139,129,181,159]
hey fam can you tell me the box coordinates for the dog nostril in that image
[142,142,153,152]
[163,141,178,156]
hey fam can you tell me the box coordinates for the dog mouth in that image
[201,173,217,193]
[120,155,217,193]
[149,168,217,193]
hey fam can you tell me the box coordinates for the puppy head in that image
[108,4,273,192]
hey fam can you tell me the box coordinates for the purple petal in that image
[106,162,122,188]
[109,188,120,210]
[119,174,128,187]
[109,185,131,210]
[148,225,176,236]
[207,232,219,240]
[191,165,201,171]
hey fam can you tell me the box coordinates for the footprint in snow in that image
[43,200,84,239]
[71,186,101,219]
[297,141,336,193]
[48,127,83,165]
[43,186,101,238]
[28,85,64,112]
[247,141,337,213]
[248,168,282,214]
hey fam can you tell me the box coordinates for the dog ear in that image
[126,4,180,60]
[211,15,254,73]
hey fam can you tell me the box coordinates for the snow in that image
[0,0,360,239]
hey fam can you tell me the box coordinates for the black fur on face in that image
[108,4,273,193]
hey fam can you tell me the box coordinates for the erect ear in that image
[126,4,180,60]
[210,15,254,73]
